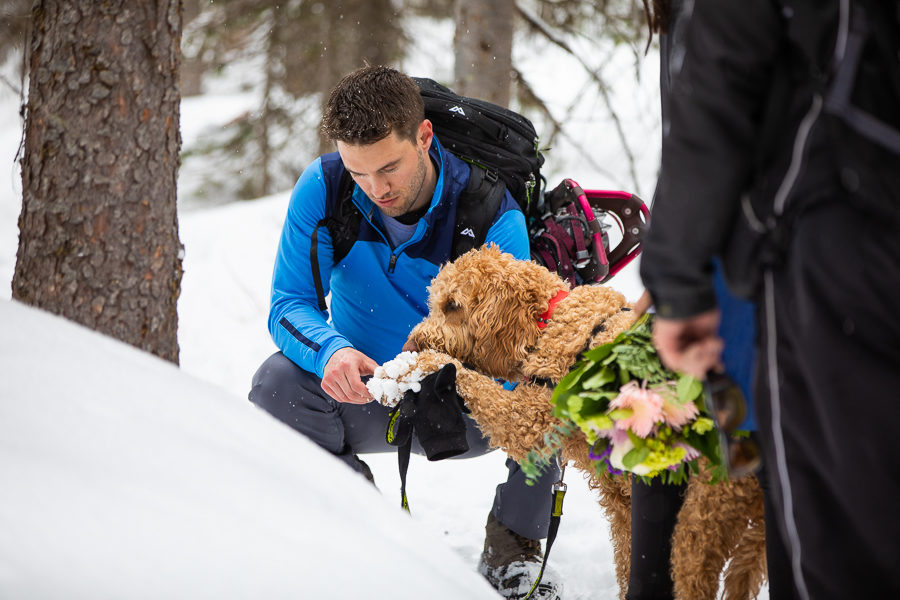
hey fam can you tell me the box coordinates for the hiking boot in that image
[477,512,563,600]
[356,456,375,484]
[337,446,375,485]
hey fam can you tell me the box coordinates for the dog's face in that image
[408,245,567,380]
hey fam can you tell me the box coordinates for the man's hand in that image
[633,290,653,317]
[652,309,723,380]
[322,347,378,404]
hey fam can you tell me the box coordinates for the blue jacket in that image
[268,136,530,377]
[713,261,757,431]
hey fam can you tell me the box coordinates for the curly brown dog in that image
[402,245,767,600]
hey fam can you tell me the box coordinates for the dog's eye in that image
[443,299,461,313]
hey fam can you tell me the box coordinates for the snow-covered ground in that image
[0,18,769,598]
[0,299,504,599]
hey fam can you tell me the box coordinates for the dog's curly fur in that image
[405,246,767,599]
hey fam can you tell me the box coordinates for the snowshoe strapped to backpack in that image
[531,179,649,287]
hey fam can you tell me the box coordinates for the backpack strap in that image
[532,219,578,286]
[311,168,361,312]
[311,163,506,311]
[451,164,507,259]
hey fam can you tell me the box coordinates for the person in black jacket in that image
[640,2,900,599]
[627,3,795,599]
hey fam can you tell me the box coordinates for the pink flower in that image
[609,381,664,438]
[676,442,701,462]
[655,384,700,430]
[605,426,630,446]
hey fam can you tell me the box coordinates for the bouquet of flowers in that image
[523,314,726,485]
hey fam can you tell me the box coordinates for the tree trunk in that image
[180,0,204,97]
[254,7,277,199]
[313,0,407,155]
[453,0,514,106]
[13,0,184,364]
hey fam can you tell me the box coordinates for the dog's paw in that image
[367,351,426,407]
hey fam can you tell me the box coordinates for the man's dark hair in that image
[321,65,426,145]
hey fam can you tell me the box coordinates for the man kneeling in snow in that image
[248,65,561,600]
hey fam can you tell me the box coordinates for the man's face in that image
[337,121,434,218]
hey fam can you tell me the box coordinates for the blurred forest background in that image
[1,0,660,362]
[0,0,658,208]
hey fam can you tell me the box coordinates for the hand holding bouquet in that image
[525,314,726,485]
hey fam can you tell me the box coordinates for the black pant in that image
[625,476,684,600]
[757,199,900,599]
[248,351,560,540]
[625,449,796,600]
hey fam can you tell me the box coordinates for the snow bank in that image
[0,299,499,600]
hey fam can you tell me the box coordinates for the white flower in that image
[608,438,651,476]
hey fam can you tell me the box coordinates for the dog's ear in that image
[468,253,568,379]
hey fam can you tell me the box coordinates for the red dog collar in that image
[537,290,569,329]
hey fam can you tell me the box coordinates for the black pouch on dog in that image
[386,363,469,461]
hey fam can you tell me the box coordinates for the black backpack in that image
[414,77,545,218]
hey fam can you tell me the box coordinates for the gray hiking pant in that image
[249,352,559,540]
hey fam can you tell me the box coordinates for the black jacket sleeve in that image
[641,1,785,319]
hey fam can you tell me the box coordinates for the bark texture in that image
[453,0,514,106]
[13,0,183,364]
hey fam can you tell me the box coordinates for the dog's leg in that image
[721,478,767,600]
[585,473,632,600]
[672,474,762,600]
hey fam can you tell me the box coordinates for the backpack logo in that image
[460,227,476,238]
[449,105,466,116]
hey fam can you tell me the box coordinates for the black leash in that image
[394,440,566,600]
[524,460,568,600]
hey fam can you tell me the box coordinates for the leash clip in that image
[552,460,568,517]
[554,457,568,487]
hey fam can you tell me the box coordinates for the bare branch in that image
[515,0,641,192]
[0,72,21,95]
[515,67,627,186]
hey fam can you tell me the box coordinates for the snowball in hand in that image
[366,351,425,407]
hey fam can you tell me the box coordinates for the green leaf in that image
[707,461,730,484]
[622,445,651,469]
[552,361,588,400]
[582,340,616,362]
[676,375,703,404]
[581,365,617,390]
[575,395,610,417]
[579,414,614,434]
[626,429,645,447]
[608,408,633,421]
[565,395,584,418]
[552,391,581,419]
